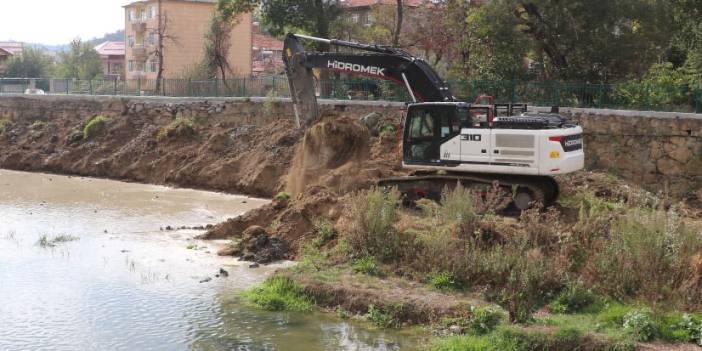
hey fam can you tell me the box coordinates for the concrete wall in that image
[0,95,699,194]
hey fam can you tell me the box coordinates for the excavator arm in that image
[283,33,455,127]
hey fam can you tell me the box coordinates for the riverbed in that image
[0,170,421,351]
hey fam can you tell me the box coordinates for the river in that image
[0,170,421,351]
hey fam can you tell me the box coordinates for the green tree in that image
[203,0,257,81]
[261,0,343,49]
[56,39,103,80]
[2,47,54,78]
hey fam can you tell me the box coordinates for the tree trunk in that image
[393,0,403,47]
[155,0,165,93]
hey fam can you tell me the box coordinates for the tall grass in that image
[347,187,402,260]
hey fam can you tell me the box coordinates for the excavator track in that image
[377,172,560,211]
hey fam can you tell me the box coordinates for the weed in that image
[242,276,314,312]
[262,89,278,117]
[469,306,504,335]
[348,187,402,259]
[597,303,636,327]
[430,272,461,291]
[622,309,657,341]
[312,219,337,248]
[31,120,46,130]
[83,115,109,139]
[366,304,403,328]
[353,256,380,276]
[274,191,291,201]
[155,115,196,141]
[0,119,9,135]
[378,124,396,139]
[549,280,598,314]
[336,305,350,319]
[431,335,492,351]
[37,234,79,248]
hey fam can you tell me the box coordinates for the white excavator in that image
[283,33,584,210]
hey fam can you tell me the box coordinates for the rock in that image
[65,130,83,145]
[219,268,229,277]
[199,277,212,283]
[217,245,237,256]
[449,325,463,334]
[360,112,382,136]
[248,263,260,269]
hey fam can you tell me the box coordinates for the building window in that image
[129,9,135,21]
[128,60,134,72]
[148,32,156,46]
[149,60,158,73]
[137,62,145,72]
[128,35,135,47]
[351,13,359,23]
[149,6,157,19]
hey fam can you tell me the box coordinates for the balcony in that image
[132,45,148,61]
[131,21,146,32]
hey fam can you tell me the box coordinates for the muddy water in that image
[0,170,421,351]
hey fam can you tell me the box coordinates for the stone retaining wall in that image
[1,94,699,194]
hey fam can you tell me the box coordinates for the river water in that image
[0,170,421,351]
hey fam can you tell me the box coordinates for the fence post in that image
[89,80,93,95]
[243,78,247,97]
[188,79,192,96]
[65,79,70,94]
[696,89,702,114]
[214,78,219,97]
[0,78,3,95]
[114,80,118,96]
[137,77,141,96]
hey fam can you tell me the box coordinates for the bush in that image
[83,115,109,139]
[353,256,380,276]
[348,187,401,259]
[0,119,9,135]
[155,115,196,141]
[378,124,396,139]
[274,191,291,201]
[242,276,314,312]
[623,309,657,342]
[430,272,461,291]
[588,208,702,305]
[366,304,403,328]
[549,281,598,314]
[468,306,504,335]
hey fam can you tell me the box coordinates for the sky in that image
[0,0,132,45]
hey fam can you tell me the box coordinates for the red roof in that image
[252,33,283,51]
[340,0,426,8]
[94,41,125,57]
[0,42,25,56]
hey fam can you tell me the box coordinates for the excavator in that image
[283,33,584,210]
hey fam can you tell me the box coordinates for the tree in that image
[393,0,403,47]
[2,47,54,78]
[56,39,103,80]
[153,0,178,92]
[261,0,343,49]
[203,0,256,82]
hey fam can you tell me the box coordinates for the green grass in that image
[366,303,404,328]
[242,276,314,312]
[353,256,380,276]
[430,272,461,291]
[155,115,195,141]
[83,115,109,139]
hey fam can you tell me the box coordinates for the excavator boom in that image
[283,33,454,126]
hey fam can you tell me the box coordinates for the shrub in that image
[242,276,314,312]
[314,219,337,243]
[83,115,109,139]
[353,256,380,276]
[439,183,476,227]
[0,119,8,135]
[588,207,702,304]
[597,303,636,327]
[549,280,598,314]
[680,314,702,346]
[468,306,504,335]
[622,309,657,342]
[155,115,196,141]
[348,187,402,259]
[262,89,278,117]
[430,272,461,291]
[378,124,396,139]
[274,191,291,201]
[366,304,403,328]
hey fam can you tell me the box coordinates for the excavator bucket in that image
[283,34,320,127]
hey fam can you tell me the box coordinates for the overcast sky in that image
[1,0,131,45]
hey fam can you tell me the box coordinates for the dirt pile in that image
[201,115,404,261]
[0,112,300,197]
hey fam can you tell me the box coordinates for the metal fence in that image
[1,77,700,113]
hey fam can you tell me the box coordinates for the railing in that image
[0,77,700,113]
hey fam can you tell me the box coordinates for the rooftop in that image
[0,42,25,55]
[253,33,283,51]
[95,41,126,57]
[123,0,216,7]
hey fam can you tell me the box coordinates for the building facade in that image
[123,0,252,81]
[0,42,25,75]
[95,41,125,80]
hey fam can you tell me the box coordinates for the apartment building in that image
[123,0,252,80]
[95,41,125,80]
